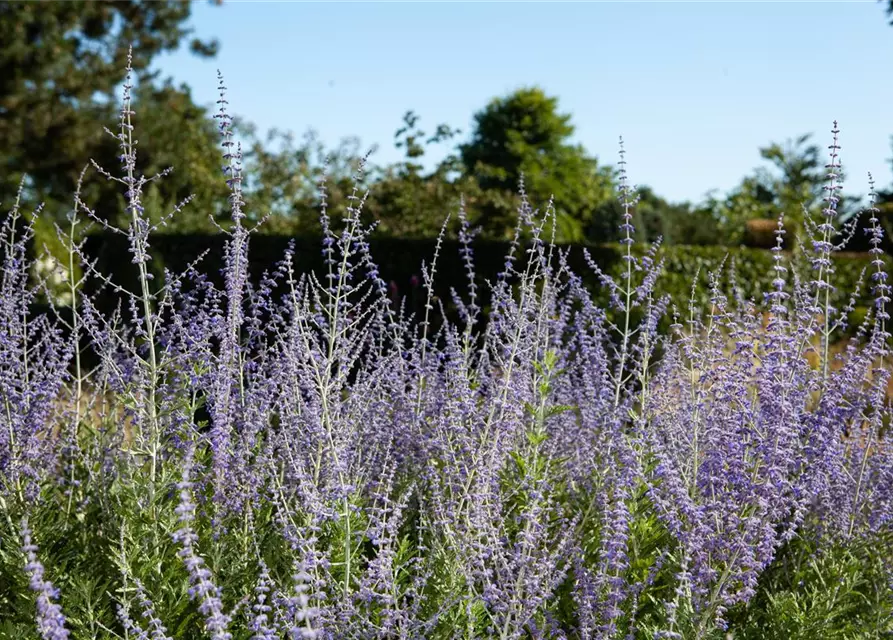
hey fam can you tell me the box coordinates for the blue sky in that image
[153,1,893,206]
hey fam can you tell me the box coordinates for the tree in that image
[0,0,221,222]
[232,110,472,239]
[364,110,474,238]
[238,126,368,235]
[459,87,614,243]
[589,184,716,246]
[703,133,855,246]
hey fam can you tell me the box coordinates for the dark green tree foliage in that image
[0,0,220,225]
[459,87,614,243]
[877,137,893,246]
[365,110,477,238]
[588,185,718,246]
[219,111,471,239]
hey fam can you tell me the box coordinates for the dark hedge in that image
[76,232,888,334]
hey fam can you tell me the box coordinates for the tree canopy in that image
[459,87,615,243]
[3,3,890,256]
[0,0,222,227]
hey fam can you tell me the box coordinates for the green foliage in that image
[3,447,891,639]
[653,242,886,342]
[0,0,221,222]
[700,133,860,246]
[849,184,893,255]
[2,0,229,290]
[459,87,615,243]
[364,111,478,238]
[589,185,717,246]
[726,534,893,639]
[238,127,365,234]
[104,80,234,232]
[76,231,885,342]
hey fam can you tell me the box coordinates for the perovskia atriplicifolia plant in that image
[0,55,892,640]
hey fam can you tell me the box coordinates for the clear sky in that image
[153,1,893,206]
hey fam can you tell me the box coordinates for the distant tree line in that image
[3,0,893,258]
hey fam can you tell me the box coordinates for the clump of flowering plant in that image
[0,58,891,639]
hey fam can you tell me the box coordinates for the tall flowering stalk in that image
[812,121,844,384]
[172,450,232,640]
[0,186,70,505]
[20,519,70,640]
[842,176,893,539]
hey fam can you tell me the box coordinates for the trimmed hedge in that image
[78,232,888,332]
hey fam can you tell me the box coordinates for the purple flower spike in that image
[20,519,70,640]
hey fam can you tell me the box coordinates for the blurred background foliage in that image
[3,0,893,272]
